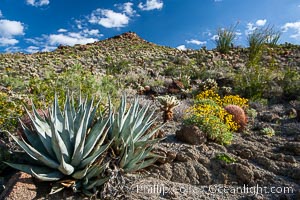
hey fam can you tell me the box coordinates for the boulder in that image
[176,125,207,145]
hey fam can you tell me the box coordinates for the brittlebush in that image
[184,90,248,145]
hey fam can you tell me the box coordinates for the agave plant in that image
[108,96,163,173]
[5,94,112,194]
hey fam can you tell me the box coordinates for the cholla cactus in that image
[199,78,219,91]
[224,104,247,132]
[157,95,180,122]
[5,94,111,195]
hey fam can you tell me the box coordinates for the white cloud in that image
[41,46,56,52]
[4,46,21,52]
[235,31,242,36]
[256,19,267,26]
[26,46,40,53]
[214,0,223,2]
[82,29,102,37]
[282,21,300,39]
[0,19,24,37]
[0,10,2,18]
[211,34,219,40]
[186,39,206,45]
[176,45,187,50]
[0,37,18,46]
[25,28,103,52]
[48,33,98,46]
[0,19,24,47]
[58,28,68,33]
[25,38,44,46]
[123,2,135,15]
[138,0,163,11]
[115,2,136,16]
[89,9,129,28]
[26,0,49,7]
[245,22,257,35]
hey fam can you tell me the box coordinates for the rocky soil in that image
[0,32,300,199]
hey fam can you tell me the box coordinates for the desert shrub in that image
[184,90,248,145]
[0,91,25,132]
[247,25,281,65]
[215,23,238,54]
[0,64,120,133]
[260,127,275,137]
[281,68,300,100]
[234,64,276,100]
[105,58,131,75]
[215,153,236,164]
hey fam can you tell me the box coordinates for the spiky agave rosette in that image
[5,94,112,195]
[108,95,164,173]
[100,95,164,198]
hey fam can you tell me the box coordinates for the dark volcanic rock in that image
[176,125,207,145]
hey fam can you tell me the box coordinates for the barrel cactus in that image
[5,94,112,194]
[224,104,247,132]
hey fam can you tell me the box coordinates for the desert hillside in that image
[0,32,299,199]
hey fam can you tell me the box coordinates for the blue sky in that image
[0,0,300,53]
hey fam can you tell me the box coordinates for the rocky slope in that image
[0,32,300,199]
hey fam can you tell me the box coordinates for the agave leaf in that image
[61,95,74,157]
[140,109,156,128]
[126,157,158,173]
[6,131,59,168]
[79,142,111,168]
[82,177,88,185]
[50,116,70,163]
[87,98,101,129]
[57,154,74,175]
[131,122,153,143]
[73,105,84,142]
[82,116,110,159]
[126,98,139,126]
[71,111,87,166]
[71,99,93,166]
[85,162,109,180]
[31,168,64,181]
[125,147,152,170]
[84,177,109,190]
[50,182,65,195]
[139,123,163,142]
[132,103,150,130]
[71,164,91,179]
[19,120,48,155]
[134,138,161,149]
[119,137,135,168]
[4,162,56,176]
[52,93,64,133]
[82,189,94,196]
[31,103,48,124]
[23,106,55,157]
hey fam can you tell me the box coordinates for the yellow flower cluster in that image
[184,90,249,145]
[221,95,248,108]
[196,89,222,105]
[192,101,239,132]
[196,89,248,108]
